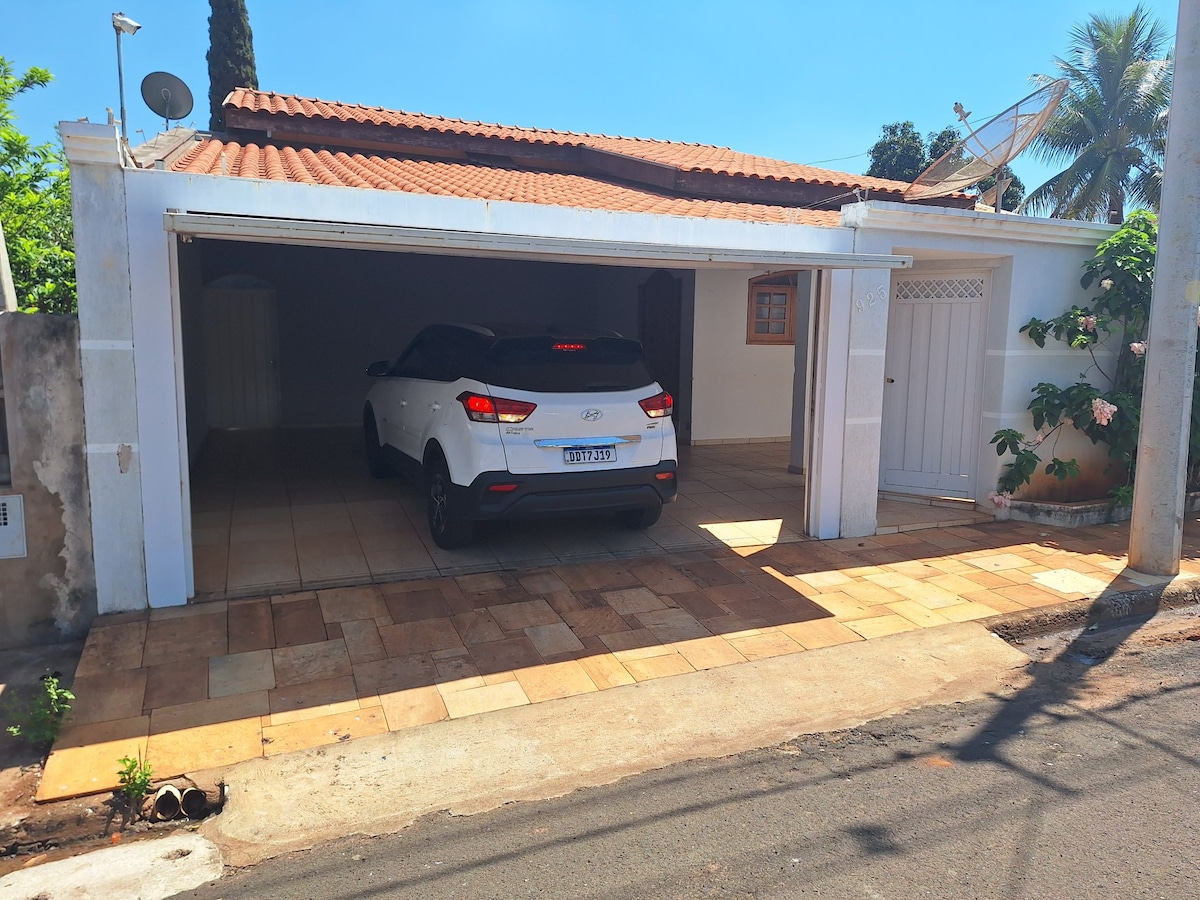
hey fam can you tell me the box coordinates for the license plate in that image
[564,446,615,464]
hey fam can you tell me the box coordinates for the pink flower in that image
[1079,315,1097,332]
[1033,432,1045,445]
[1091,397,1118,426]
[1130,341,1146,357]
[1100,278,1114,292]
[988,491,1012,509]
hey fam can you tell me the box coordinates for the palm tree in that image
[1020,5,1171,223]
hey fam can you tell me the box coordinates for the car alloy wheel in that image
[426,456,473,549]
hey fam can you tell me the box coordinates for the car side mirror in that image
[365,360,391,377]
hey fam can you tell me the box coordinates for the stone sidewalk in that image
[37,517,1200,802]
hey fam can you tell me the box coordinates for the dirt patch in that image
[0,636,226,877]
[0,765,222,878]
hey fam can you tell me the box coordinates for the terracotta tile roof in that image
[171,139,841,227]
[224,89,913,195]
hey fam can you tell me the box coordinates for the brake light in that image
[639,390,673,418]
[551,342,587,351]
[456,392,536,423]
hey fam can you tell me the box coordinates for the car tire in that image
[363,412,393,479]
[426,455,475,549]
[615,503,662,530]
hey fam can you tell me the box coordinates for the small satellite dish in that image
[905,79,1069,201]
[140,71,194,130]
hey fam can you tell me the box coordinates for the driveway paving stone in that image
[37,472,1200,803]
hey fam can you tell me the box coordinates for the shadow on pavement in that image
[954,580,1166,767]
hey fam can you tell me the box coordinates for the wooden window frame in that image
[746,272,798,345]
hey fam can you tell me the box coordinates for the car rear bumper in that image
[456,462,678,520]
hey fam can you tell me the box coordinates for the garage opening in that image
[180,237,800,600]
[175,236,974,600]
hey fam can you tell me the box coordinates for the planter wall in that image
[996,491,1200,529]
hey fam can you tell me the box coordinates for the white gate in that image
[880,274,987,498]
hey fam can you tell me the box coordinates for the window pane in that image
[756,307,770,319]
[755,292,772,304]
[769,322,785,334]
[770,307,787,319]
[754,322,769,333]
[770,293,788,305]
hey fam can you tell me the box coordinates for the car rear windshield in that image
[478,336,655,393]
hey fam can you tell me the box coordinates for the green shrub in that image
[988,211,1196,506]
[4,672,74,748]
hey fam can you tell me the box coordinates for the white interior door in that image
[881,273,987,498]
[202,288,282,429]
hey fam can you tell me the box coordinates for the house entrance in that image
[880,273,988,498]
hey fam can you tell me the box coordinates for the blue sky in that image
[5,1,1181,196]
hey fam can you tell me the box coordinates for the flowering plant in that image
[990,211,1176,505]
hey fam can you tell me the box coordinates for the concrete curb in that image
[984,574,1200,642]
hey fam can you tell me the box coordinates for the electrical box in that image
[0,494,26,559]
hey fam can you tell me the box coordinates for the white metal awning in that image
[162,212,913,270]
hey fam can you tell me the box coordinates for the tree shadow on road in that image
[954,579,1172,767]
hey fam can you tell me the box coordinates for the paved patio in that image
[38,516,1200,803]
[189,430,993,599]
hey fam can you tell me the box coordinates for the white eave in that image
[842,199,1118,247]
[162,212,914,271]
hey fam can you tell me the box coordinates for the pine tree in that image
[207,0,258,132]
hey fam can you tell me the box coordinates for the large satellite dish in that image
[904,79,1069,201]
[140,71,194,131]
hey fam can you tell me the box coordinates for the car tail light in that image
[639,390,673,418]
[456,392,536,423]
[551,342,587,351]
[487,483,519,493]
[655,471,675,481]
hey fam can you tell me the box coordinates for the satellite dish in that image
[905,79,1069,201]
[140,71,194,130]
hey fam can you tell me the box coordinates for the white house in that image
[59,90,1115,615]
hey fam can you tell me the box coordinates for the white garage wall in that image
[691,268,796,443]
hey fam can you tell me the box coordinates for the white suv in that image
[363,324,678,548]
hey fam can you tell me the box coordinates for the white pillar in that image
[0,222,16,311]
[1128,1,1200,575]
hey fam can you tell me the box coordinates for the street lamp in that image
[112,11,141,143]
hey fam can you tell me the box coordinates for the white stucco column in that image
[1129,1,1200,575]
[807,270,848,538]
[0,222,17,311]
[839,268,890,536]
[61,123,150,613]
[806,267,889,539]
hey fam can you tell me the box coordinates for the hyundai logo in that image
[580,408,603,422]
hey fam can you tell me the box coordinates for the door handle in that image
[885,377,895,384]
[399,400,407,407]
[430,402,441,411]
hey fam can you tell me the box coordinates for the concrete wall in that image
[0,313,97,648]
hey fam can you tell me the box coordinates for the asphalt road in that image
[183,611,1200,900]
